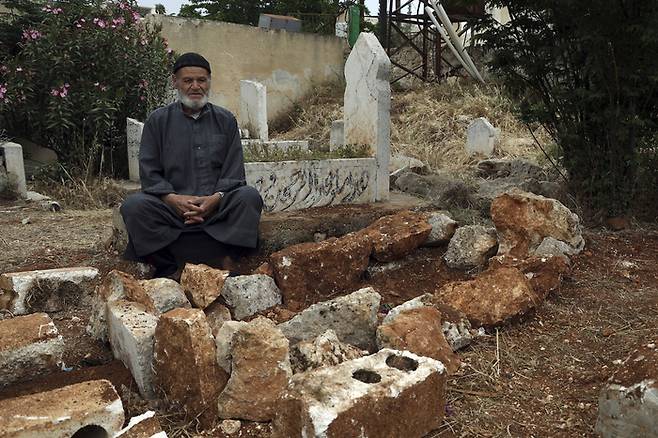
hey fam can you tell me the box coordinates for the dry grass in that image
[272,79,551,172]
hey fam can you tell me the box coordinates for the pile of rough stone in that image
[0,188,651,436]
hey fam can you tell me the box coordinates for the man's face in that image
[173,66,211,111]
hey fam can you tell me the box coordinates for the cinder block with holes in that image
[0,312,65,388]
[272,349,446,438]
[0,379,124,437]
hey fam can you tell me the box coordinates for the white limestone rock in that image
[445,225,498,270]
[139,277,191,315]
[425,212,458,246]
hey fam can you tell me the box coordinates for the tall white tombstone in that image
[1,142,27,198]
[466,117,497,156]
[126,118,144,183]
[240,80,268,142]
[344,33,391,201]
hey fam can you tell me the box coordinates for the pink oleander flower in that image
[0,65,8,73]
[0,83,7,100]
[138,79,148,89]
[112,17,126,26]
[50,83,70,98]
[118,2,131,11]
[132,11,141,22]
[52,7,63,15]
[139,95,145,101]
[22,29,42,41]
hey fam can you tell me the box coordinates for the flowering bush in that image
[0,0,173,175]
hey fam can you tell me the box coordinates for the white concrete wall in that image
[150,15,345,123]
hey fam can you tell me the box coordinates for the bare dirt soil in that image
[1,199,657,437]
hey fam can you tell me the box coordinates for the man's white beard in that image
[177,89,209,111]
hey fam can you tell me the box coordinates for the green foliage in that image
[0,0,173,176]
[475,1,658,216]
[179,0,348,32]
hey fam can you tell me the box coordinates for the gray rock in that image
[290,329,365,373]
[477,158,548,180]
[278,287,381,351]
[424,212,458,246]
[139,278,191,315]
[596,343,658,437]
[475,177,567,213]
[394,172,477,209]
[214,320,248,374]
[221,274,282,320]
[533,236,583,258]
[445,225,498,270]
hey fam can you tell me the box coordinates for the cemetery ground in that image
[1,80,657,437]
[1,199,657,437]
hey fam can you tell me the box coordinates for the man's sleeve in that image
[214,116,247,193]
[139,115,175,196]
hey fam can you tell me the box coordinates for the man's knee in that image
[120,192,161,219]
[233,185,263,210]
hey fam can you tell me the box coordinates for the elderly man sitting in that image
[121,52,263,279]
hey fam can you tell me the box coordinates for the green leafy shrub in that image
[476,1,658,216]
[0,0,173,176]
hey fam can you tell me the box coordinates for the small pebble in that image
[21,218,30,225]
[220,419,241,435]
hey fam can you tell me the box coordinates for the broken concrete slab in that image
[360,210,432,262]
[153,308,227,428]
[217,317,292,421]
[444,225,498,270]
[491,189,584,258]
[115,411,165,438]
[180,263,229,309]
[278,287,381,351]
[108,299,159,399]
[344,32,391,201]
[272,349,446,438]
[377,306,460,374]
[290,329,365,374]
[424,212,458,246]
[221,274,281,320]
[0,379,124,437]
[0,266,99,315]
[596,342,658,437]
[0,312,65,388]
[436,266,541,327]
[242,139,309,152]
[270,232,373,311]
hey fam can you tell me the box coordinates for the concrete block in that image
[0,379,124,437]
[272,349,446,437]
[240,80,268,141]
[115,411,166,437]
[278,287,381,350]
[245,158,376,213]
[126,118,144,183]
[108,299,159,398]
[153,308,227,428]
[329,120,344,151]
[0,266,99,315]
[596,343,658,437]
[221,274,281,320]
[1,142,27,198]
[466,117,497,156]
[180,263,229,309]
[344,33,391,201]
[0,313,65,388]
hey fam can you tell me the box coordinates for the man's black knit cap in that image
[173,52,211,74]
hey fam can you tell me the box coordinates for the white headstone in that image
[344,33,391,201]
[240,80,268,142]
[466,117,497,156]
[126,118,144,183]
[329,120,344,151]
[1,142,27,198]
